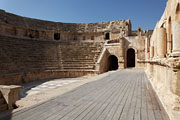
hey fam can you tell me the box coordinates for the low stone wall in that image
[96,48,111,73]
[0,70,98,85]
[146,62,180,120]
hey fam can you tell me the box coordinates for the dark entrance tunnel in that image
[127,48,135,68]
[107,55,118,71]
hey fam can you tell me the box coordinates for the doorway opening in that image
[107,55,118,71]
[127,48,135,68]
[105,33,110,40]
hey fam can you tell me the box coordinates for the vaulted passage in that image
[127,48,135,68]
[108,55,118,71]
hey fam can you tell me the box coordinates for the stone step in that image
[43,65,59,67]
[62,64,94,67]
[60,43,103,45]
[44,67,59,70]
[60,60,94,63]
[61,53,100,56]
[61,61,95,64]
[62,57,99,59]
[60,48,102,51]
[61,57,97,60]
[62,66,94,69]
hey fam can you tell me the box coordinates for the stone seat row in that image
[0,35,104,74]
[59,41,103,71]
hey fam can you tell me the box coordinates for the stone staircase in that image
[59,41,104,70]
[0,92,8,112]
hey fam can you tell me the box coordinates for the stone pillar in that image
[172,21,180,56]
[119,38,125,68]
[157,28,167,58]
[167,21,172,54]
[171,69,180,96]
[46,30,54,40]
[119,39,124,57]
[145,38,149,60]
[150,46,154,58]
[153,29,158,58]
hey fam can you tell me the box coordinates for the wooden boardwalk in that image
[1,69,170,120]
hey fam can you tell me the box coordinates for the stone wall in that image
[104,30,152,69]
[0,9,131,42]
[0,9,152,85]
[146,0,180,119]
[0,35,104,85]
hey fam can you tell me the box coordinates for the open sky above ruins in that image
[0,0,167,30]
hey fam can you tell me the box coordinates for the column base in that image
[170,52,180,57]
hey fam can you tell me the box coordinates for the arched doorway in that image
[105,33,110,40]
[107,55,118,71]
[127,48,135,68]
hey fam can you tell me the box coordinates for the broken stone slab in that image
[0,85,23,110]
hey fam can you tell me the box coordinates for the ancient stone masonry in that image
[0,9,152,83]
[146,0,180,119]
[0,9,152,112]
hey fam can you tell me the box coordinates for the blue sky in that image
[0,0,167,30]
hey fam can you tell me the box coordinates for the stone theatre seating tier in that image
[59,41,104,70]
[0,48,20,74]
[0,35,104,85]
[0,35,59,74]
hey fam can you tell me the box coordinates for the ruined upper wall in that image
[0,9,131,33]
[150,0,180,57]
[156,0,180,27]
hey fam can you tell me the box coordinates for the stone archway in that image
[107,55,118,71]
[127,48,135,68]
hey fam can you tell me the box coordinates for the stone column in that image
[167,21,172,54]
[153,29,158,58]
[119,38,125,68]
[172,21,180,56]
[157,28,167,58]
[150,46,154,58]
[145,38,150,60]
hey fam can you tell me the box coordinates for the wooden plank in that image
[88,79,129,120]
[118,72,139,120]
[134,71,142,120]
[126,73,140,120]
[47,73,122,120]
[112,74,137,120]
[140,72,148,120]
[10,74,117,120]
[102,79,131,120]
[60,78,125,120]
[75,73,126,120]
[78,78,124,120]
[96,80,129,120]
[0,69,170,120]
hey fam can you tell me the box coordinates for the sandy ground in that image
[14,71,113,112]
